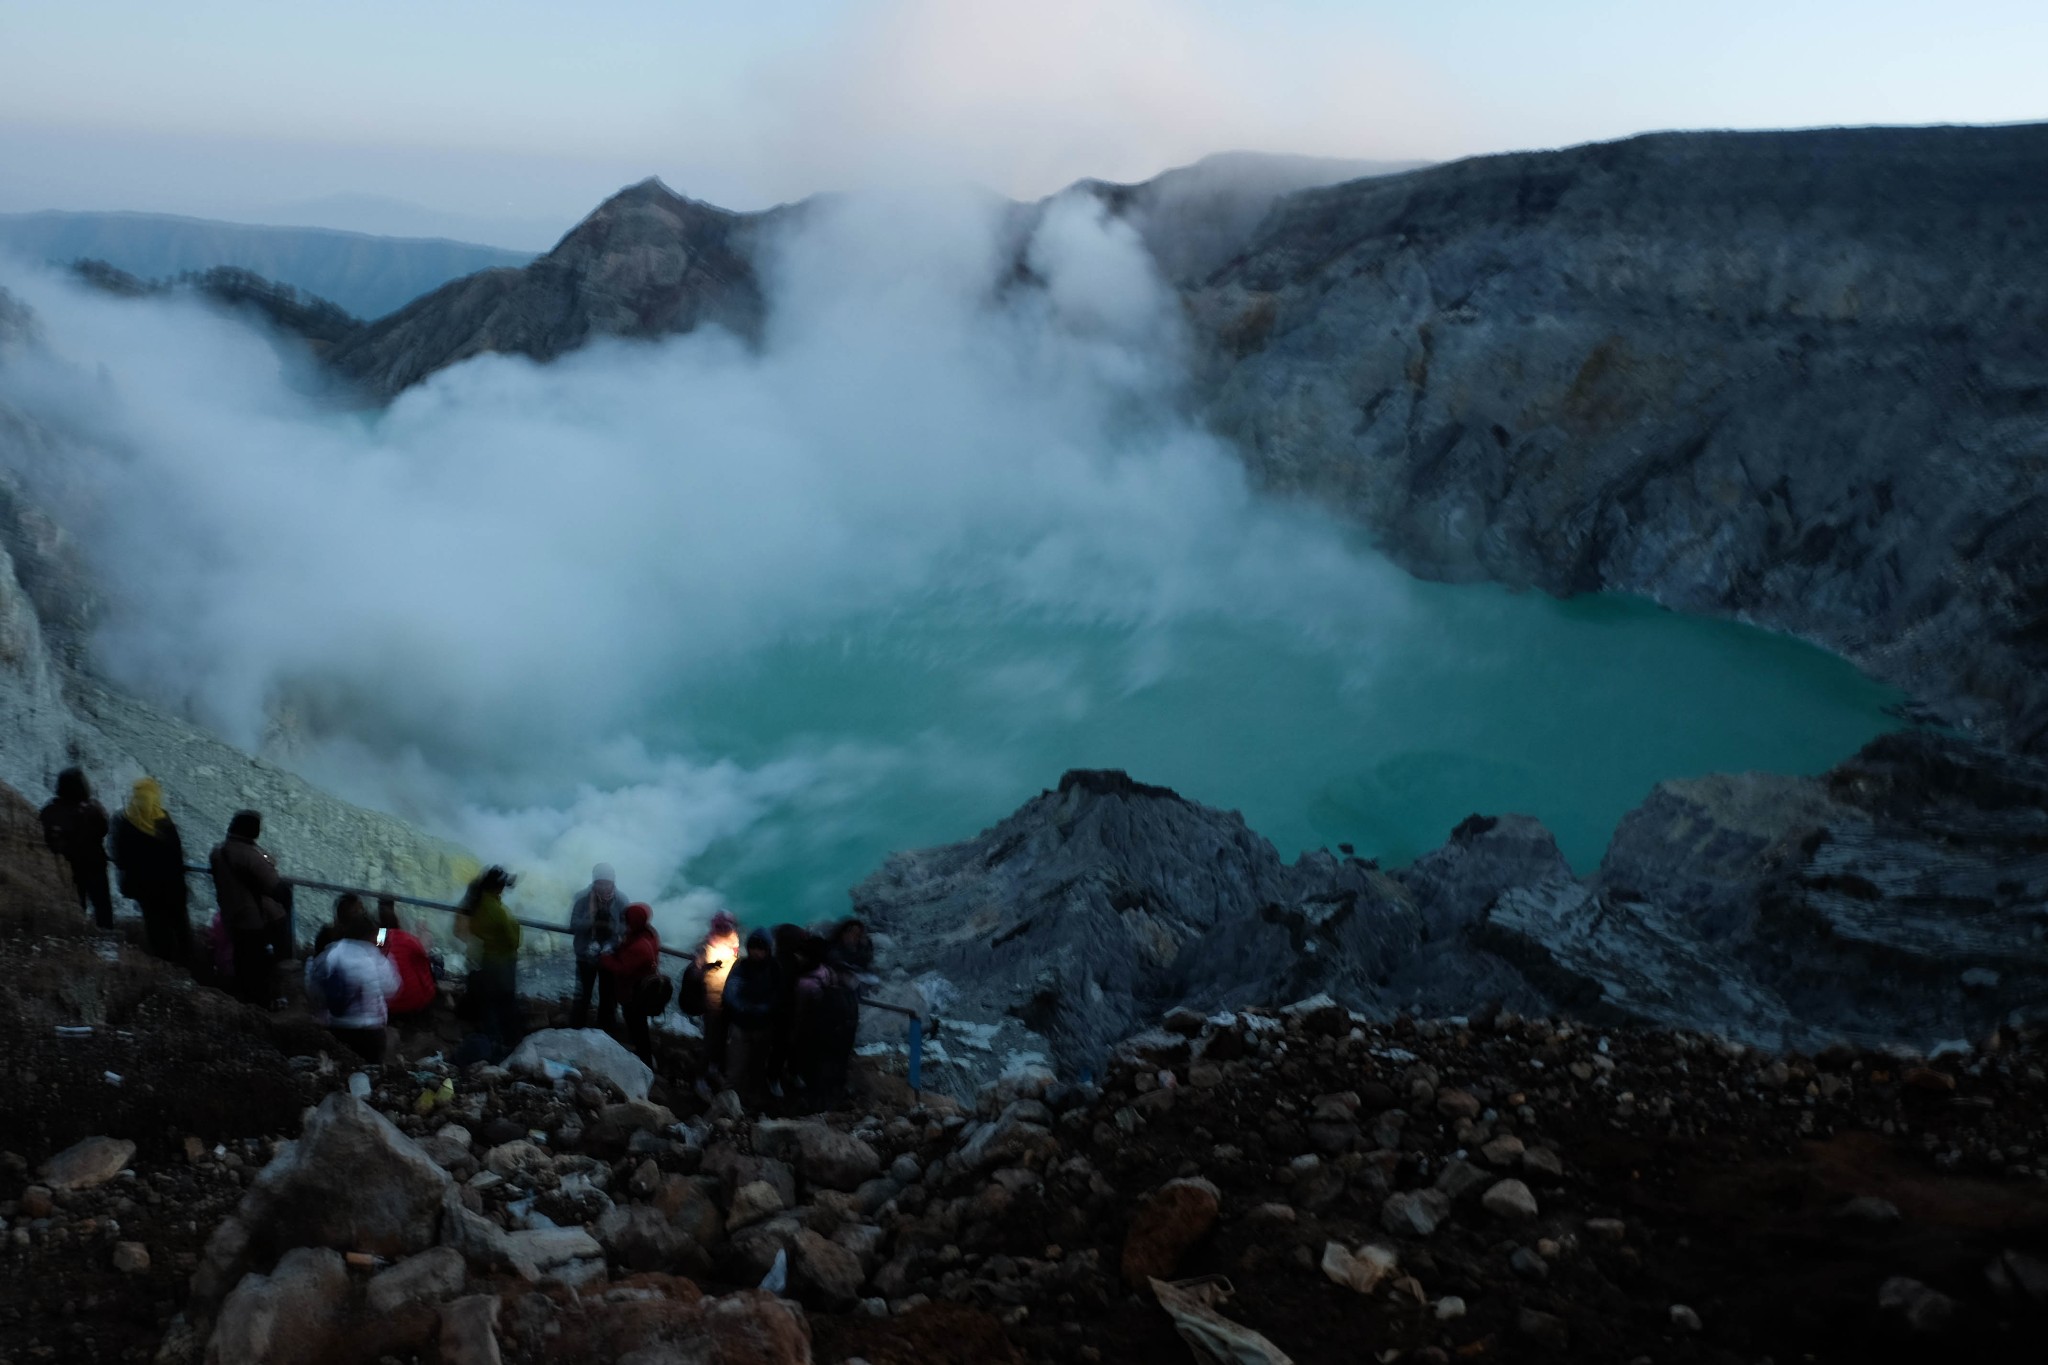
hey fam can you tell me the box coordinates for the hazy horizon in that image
[3,0,2042,250]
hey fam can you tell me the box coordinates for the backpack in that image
[635,974,674,1016]
[817,974,860,1046]
[311,950,355,1020]
[39,801,78,858]
[677,961,707,1016]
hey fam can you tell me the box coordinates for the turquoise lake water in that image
[655,581,1901,924]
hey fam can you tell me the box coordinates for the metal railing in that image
[182,861,941,1095]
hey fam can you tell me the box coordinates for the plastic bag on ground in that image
[759,1248,788,1294]
[1149,1276,1293,1365]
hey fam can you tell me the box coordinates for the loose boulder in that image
[753,1121,882,1192]
[38,1136,136,1190]
[1121,1177,1221,1285]
[206,1246,348,1365]
[239,1095,451,1260]
[506,1029,654,1102]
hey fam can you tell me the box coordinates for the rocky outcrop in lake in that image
[855,735,2048,1080]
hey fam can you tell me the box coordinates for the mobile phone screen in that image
[376,928,388,946]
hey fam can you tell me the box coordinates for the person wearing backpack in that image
[40,768,113,929]
[109,777,191,966]
[305,896,400,1062]
[791,933,861,1110]
[598,902,662,1063]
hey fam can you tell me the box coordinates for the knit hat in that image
[592,863,616,885]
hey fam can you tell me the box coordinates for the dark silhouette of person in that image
[40,767,112,929]
[109,776,191,965]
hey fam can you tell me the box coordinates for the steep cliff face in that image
[325,179,772,401]
[1186,124,2048,751]
[0,287,474,898]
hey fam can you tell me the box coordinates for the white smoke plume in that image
[0,188,1412,939]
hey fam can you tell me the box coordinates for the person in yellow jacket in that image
[457,866,523,1049]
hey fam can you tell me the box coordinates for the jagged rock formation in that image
[856,738,2047,1077]
[325,179,776,401]
[1186,123,2048,754]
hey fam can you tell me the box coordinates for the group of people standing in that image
[566,864,872,1108]
[38,768,878,1108]
[39,768,194,962]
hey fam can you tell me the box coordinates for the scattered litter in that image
[1320,1241,1399,1295]
[102,1071,123,1087]
[1150,1276,1293,1365]
[759,1248,788,1294]
[347,1073,372,1099]
[55,1026,93,1038]
[415,1079,455,1115]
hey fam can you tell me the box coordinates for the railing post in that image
[907,1016,923,1097]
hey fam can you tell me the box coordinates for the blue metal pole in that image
[907,1016,923,1096]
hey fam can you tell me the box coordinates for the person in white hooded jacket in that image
[306,895,401,1062]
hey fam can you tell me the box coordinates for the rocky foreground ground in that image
[1,912,2046,1365]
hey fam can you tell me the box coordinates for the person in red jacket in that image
[599,902,662,1063]
[377,897,439,1018]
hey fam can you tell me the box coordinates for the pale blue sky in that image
[1,0,2041,246]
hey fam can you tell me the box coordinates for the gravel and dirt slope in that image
[2,867,2044,1365]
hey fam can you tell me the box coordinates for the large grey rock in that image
[235,1094,451,1261]
[37,1136,135,1190]
[752,1120,882,1193]
[366,1246,468,1316]
[505,1029,654,1103]
[787,1228,865,1310]
[595,1204,707,1274]
[205,1247,348,1365]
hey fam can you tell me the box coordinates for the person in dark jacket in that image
[568,863,623,1028]
[598,902,661,1063]
[209,810,289,1007]
[767,923,812,1095]
[790,933,861,1110]
[40,768,113,929]
[109,777,191,965]
[721,929,781,1098]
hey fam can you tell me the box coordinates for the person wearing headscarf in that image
[40,768,113,929]
[109,777,191,965]
[568,862,623,1028]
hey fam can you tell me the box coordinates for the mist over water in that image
[0,190,1899,936]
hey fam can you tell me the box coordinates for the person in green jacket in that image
[457,865,523,1049]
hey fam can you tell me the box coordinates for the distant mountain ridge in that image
[0,210,531,319]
